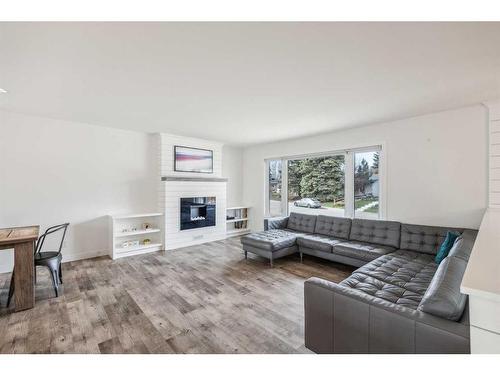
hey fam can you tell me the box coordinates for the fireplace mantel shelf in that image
[161,176,228,182]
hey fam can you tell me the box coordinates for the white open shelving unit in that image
[108,212,163,259]
[226,206,251,237]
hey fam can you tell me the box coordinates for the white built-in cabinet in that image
[108,213,163,259]
[226,206,251,237]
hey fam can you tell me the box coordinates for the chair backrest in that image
[35,223,70,255]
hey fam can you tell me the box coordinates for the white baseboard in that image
[62,249,109,263]
[0,249,109,274]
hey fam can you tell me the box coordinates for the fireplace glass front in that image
[180,197,216,231]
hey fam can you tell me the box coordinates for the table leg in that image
[14,241,35,311]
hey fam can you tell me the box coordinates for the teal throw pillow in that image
[435,231,461,264]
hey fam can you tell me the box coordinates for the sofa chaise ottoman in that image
[240,214,317,267]
[239,229,299,267]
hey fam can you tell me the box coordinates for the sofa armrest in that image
[449,229,478,261]
[264,216,289,230]
[304,277,470,354]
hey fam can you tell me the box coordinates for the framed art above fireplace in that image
[174,145,214,173]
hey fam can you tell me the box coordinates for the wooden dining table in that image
[0,225,39,311]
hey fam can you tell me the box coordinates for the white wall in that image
[222,145,244,207]
[0,110,158,273]
[243,105,489,231]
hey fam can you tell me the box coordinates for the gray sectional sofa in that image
[240,212,477,354]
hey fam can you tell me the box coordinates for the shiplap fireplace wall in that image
[157,134,227,250]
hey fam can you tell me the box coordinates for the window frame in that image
[264,158,287,217]
[350,146,384,219]
[264,145,385,220]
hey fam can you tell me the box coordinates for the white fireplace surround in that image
[161,177,227,250]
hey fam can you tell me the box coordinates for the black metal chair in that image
[7,223,69,307]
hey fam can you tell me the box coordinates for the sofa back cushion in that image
[448,229,478,262]
[418,256,468,321]
[314,215,352,239]
[349,219,401,248]
[287,212,317,233]
[400,224,463,255]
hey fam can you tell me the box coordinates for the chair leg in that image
[300,252,303,263]
[7,272,14,307]
[269,256,273,268]
[34,266,37,285]
[58,263,63,284]
[49,268,59,298]
[244,251,247,260]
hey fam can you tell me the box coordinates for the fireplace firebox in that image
[180,197,216,231]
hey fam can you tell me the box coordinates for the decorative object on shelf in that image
[226,206,251,238]
[143,238,151,245]
[122,228,129,233]
[235,221,246,229]
[142,222,151,230]
[122,240,140,248]
[174,145,214,173]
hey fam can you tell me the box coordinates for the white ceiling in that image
[1,22,500,146]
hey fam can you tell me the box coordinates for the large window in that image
[265,146,382,219]
[288,155,345,217]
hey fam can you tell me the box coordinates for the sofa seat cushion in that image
[297,234,343,253]
[339,273,424,309]
[332,240,395,262]
[313,215,352,239]
[286,212,317,233]
[240,229,299,251]
[354,250,438,295]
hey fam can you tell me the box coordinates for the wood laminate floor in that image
[0,237,354,354]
